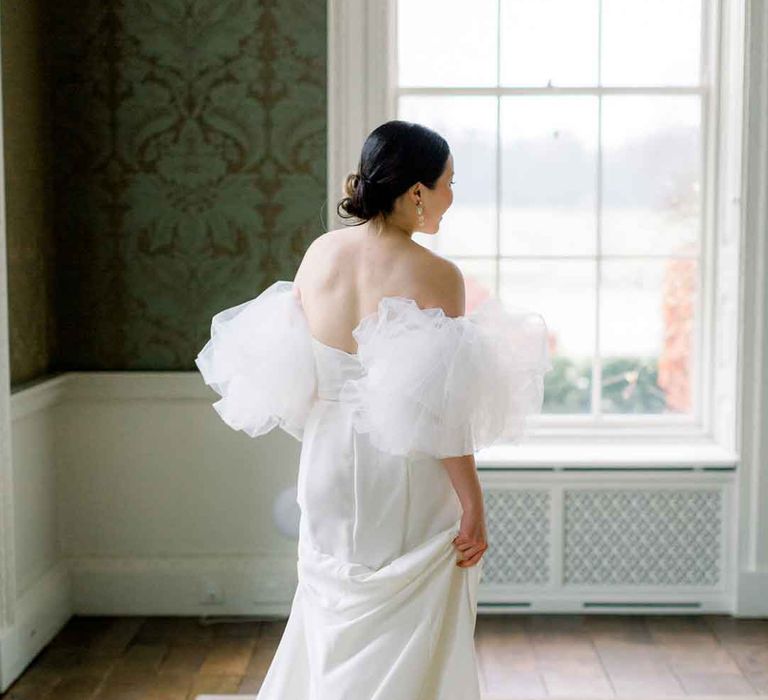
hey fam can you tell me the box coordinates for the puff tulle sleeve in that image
[194,281,317,441]
[338,296,553,459]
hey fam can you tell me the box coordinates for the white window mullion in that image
[594,0,604,421]
[326,0,397,232]
[495,0,502,299]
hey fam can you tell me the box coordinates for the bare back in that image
[294,226,466,354]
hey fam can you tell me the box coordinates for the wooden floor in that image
[2,613,767,699]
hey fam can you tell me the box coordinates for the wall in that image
[6,0,326,386]
[1,0,57,387]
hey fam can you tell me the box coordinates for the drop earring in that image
[416,201,425,228]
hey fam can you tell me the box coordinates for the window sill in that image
[475,440,739,469]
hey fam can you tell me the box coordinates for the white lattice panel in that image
[477,474,733,612]
[563,489,722,586]
[481,490,551,585]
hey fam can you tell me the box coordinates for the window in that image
[327,0,746,458]
[397,0,709,427]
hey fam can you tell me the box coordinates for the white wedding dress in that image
[195,280,552,700]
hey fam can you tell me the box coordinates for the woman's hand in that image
[453,508,488,568]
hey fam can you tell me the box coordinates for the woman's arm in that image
[443,452,488,568]
[440,453,484,516]
[428,260,488,567]
[429,259,482,514]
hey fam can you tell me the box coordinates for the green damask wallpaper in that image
[9,0,325,381]
[2,0,58,388]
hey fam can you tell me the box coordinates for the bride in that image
[196,119,552,699]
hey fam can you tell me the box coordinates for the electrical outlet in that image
[200,578,224,605]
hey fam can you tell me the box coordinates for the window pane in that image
[397,0,498,87]
[399,95,497,256]
[601,0,703,86]
[500,259,596,414]
[500,96,598,256]
[602,95,701,256]
[500,0,599,87]
[600,259,697,415]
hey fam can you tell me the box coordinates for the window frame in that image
[327,0,747,461]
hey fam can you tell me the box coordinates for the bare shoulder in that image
[300,228,346,259]
[294,229,349,287]
[295,227,465,318]
[413,248,466,318]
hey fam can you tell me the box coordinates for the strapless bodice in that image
[311,337,366,401]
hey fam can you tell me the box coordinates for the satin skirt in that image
[256,396,483,700]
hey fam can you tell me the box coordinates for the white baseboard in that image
[68,553,298,617]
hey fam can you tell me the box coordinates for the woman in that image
[195,120,552,699]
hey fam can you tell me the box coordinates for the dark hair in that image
[337,120,450,224]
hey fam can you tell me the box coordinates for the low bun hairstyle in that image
[337,120,450,225]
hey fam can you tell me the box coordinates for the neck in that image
[366,217,413,239]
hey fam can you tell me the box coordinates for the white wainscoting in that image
[8,370,753,618]
[52,371,305,615]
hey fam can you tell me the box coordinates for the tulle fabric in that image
[338,296,553,459]
[194,281,317,441]
[195,279,552,456]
